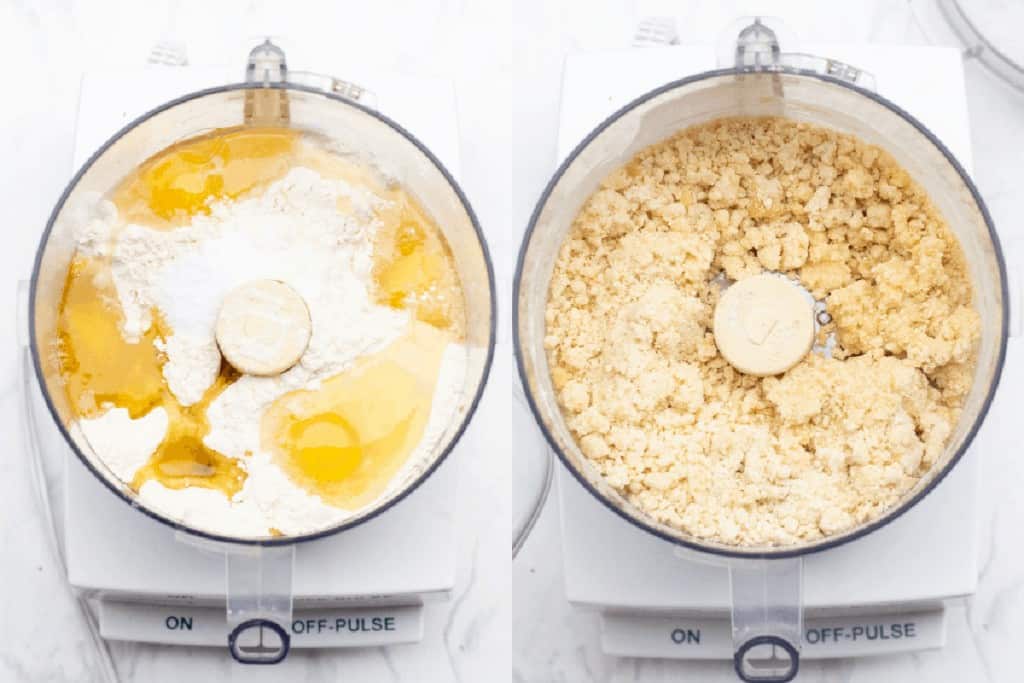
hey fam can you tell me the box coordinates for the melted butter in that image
[292,143,465,335]
[57,256,245,497]
[372,196,464,334]
[131,360,246,498]
[261,322,448,509]
[57,257,166,419]
[112,127,299,226]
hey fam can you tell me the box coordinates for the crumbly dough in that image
[545,117,980,547]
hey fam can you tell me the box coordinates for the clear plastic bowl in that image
[514,69,1008,559]
[30,83,495,546]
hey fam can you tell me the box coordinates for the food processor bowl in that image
[514,57,1007,681]
[516,68,1006,559]
[31,82,495,546]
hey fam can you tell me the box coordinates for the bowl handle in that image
[175,534,296,664]
[729,557,803,683]
[722,16,877,92]
[244,38,379,128]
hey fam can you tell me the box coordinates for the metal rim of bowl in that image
[29,81,497,547]
[513,67,1009,560]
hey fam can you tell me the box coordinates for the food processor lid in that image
[937,0,1024,92]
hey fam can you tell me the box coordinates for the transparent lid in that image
[931,0,1024,92]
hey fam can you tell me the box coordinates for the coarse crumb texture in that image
[545,117,980,547]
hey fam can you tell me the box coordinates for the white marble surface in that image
[2,1,1024,681]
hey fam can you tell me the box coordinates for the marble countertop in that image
[3,0,1023,681]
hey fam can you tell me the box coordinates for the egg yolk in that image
[261,322,449,509]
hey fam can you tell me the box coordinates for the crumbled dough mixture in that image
[545,117,980,546]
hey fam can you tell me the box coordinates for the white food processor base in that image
[556,38,986,661]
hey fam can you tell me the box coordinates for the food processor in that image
[515,17,1008,682]
[26,40,495,664]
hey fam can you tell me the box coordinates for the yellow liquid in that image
[292,143,465,335]
[372,197,464,334]
[58,257,246,497]
[58,258,166,419]
[130,360,245,497]
[112,127,299,226]
[261,322,448,509]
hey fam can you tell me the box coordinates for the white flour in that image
[75,159,468,537]
[109,165,392,403]
[79,407,167,483]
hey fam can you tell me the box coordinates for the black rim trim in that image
[512,67,1009,560]
[29,81,497,547]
